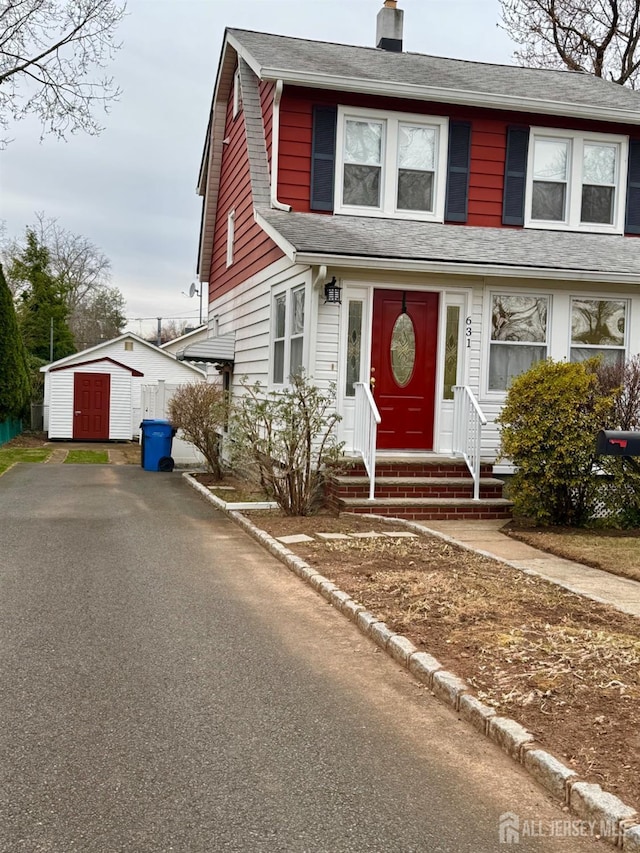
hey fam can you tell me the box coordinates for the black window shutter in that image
[445,121,471,222]
[625,138,640,235]
[310,105,337,212]
[502,126,530,226]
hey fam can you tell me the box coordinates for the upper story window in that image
[335,107,448,221]
[525,129,628,234]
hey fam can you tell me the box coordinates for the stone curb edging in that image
[183,473,640,849]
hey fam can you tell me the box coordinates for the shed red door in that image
[371,290,439,450]
[73,373,110,440]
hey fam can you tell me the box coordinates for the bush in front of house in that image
[167,382,229,479]
[497,358,616,526]
[231,373,343,516]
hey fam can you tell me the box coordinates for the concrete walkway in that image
[415,519,640,619]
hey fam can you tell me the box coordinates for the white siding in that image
[43,335,206,439]
[210,257,311,393]
[48,372,74,438]
[209,256,640,464]
[108,370,133,439]
[47,360,132,440]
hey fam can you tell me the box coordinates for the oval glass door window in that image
[390,313,416,387]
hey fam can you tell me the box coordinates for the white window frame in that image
[270,283,307,386]
[226,209,235,268]
[525,128,628,234]
[569,296,629,365]
[485,291,551,397]
[334,106,449,221]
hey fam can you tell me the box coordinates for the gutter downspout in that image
[271,80,291,211]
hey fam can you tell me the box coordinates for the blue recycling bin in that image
[140,419,176,472]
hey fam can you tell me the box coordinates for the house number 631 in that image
[465,316,472,348]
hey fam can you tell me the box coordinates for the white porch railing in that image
[452,385,487,501]
[354,382,381,501]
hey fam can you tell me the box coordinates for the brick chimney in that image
[376,0,404,52]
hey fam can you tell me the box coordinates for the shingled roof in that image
[256,209,640,283]
[228,28,640,124]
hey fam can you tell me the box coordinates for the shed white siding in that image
[48,360,133,440]
[43,334,206,439]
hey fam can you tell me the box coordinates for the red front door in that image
[73,373,110,440]
[371,289,439,450]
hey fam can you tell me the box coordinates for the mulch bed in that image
[248,510,640,812]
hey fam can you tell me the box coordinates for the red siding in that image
[209,77,284,303]
[277,86,639,233]
[468,118,507,226]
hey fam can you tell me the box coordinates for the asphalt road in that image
[0,465,598,852]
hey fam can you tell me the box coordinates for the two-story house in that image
[192,1,640,517]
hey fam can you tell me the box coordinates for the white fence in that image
[141,381,205,467]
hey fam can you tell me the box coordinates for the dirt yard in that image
[248,510,640,813]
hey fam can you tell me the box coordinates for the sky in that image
[1,0,516,339]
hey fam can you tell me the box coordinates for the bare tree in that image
[70,284,126,349]
[147,320,191,346]
[168,382,229,479]
[0,0,126,141]
[499,0,640,87]
[2,213,127,347]
[31,212,111,313]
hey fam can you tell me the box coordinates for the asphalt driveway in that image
[0,464,596,852]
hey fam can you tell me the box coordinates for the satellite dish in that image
[188,282,197,298]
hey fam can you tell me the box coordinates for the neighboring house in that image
[159,325,208,357]
[42,333,206,442]
[195,1,640,489]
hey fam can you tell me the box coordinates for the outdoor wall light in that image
[324,277,342,305]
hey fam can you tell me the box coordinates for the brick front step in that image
[330,475,505,500]
[336,456,495,479]
[326,456,512,520]
[337,497,514,521]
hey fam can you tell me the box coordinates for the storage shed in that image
[42,333,206,440]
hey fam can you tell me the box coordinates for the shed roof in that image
[41,333,206,375]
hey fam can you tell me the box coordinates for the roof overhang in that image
[176,333,236,366]
[293,251,640,286]
[253,209,640,286]
[48,357,144,375]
